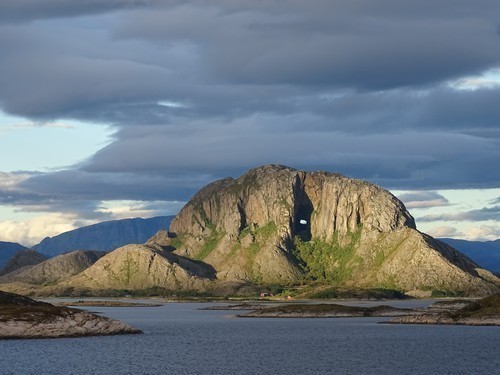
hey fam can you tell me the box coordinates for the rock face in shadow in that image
[149,164,499,296]
[0,290,141,339]
[63,244,215,292]
[0,250,47,276]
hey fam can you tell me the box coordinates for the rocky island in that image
[390,293,500,326]
[0,165,498,298]
[0,291,142,339]
[238,303,414,318]
[231,294,500,326]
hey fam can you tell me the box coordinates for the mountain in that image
[438,238,500,274]
[148,165,499,297]
[0,250,105,286]
[0,250,47,276]
[63,244,215,292]
[33,216,174,257]
[0,241,30,270]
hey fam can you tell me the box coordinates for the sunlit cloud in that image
[463,225,500,241]
[397,191,449,209]
[427,226,464,239]
[97,200,185,220]
[449,69,500,91]
[416,206,500,223]
[0,172,31,190]
[0,213,93,246]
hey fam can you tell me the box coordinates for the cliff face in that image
[154,165,499,296]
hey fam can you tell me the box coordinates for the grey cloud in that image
[417,206,500,223]
[397,192,450,209]
[114,1,500,90]
[0,169,207,220]
[0,51,181,119]
[18,169,211,203]
[2,2,500,131]
[0,0,151,23]
[50,119,498,191]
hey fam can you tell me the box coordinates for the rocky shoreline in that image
[227,294,500,326]
[0,291,142,339]
[54,300,162,307]
[236,303,414,318]
[389,294,500,326]
[388,314,500,326]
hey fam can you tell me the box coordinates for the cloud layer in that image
[0,1,499,241]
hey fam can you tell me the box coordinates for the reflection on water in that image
[1,301,499,374]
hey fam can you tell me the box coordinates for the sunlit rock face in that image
[151,165,500,296]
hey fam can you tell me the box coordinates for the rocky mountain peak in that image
[171,164,415,243]
[160,165,498,296]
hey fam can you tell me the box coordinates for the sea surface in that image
[1,300,499,374]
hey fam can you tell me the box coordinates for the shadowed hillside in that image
[0,242,29,270]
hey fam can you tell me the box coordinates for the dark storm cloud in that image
[2,1,500,122]
[0,22,185,119]
[0,0,151,23]
[417,206,500,222]
[0,169,205,219]
[1,1,500,217]
[114,1,500,90]
[16,169,211,203]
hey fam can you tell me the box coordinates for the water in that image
[1,301,499,374]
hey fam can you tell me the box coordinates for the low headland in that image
[0,290,142,340]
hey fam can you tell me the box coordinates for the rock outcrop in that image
[63,244,215,292]
[390,294,500,326]
[149,165,500,296]
[0,291,141,339]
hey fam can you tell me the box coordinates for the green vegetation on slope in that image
[292,229,362,284]
[227,221,278,283]
[194,224,225,261]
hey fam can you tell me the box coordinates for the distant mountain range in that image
[439,238,500,274]
[0,241,29,269]
[32,216,174,257]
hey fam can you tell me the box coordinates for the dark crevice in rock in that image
[237,199,247,233]
[292,174,313,241]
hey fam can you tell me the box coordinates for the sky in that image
[0,0,499,246]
